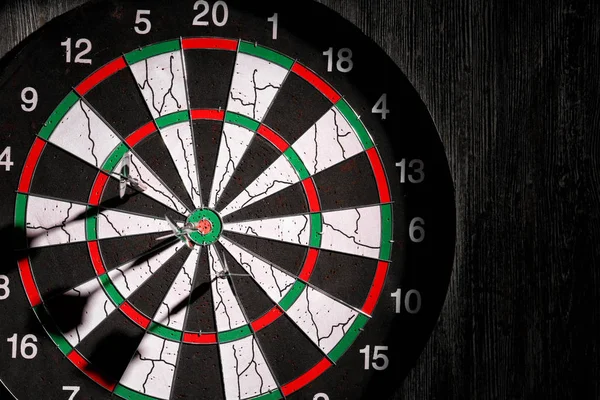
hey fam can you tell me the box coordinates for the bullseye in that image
[186,208,222,245]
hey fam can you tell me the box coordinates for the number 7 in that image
[62,386,80,400]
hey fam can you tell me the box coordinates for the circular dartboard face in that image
[0,1,455,399]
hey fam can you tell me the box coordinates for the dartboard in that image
[0,1,455,399]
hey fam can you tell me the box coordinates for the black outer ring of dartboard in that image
[0,1,457,399]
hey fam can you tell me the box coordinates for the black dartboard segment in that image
[0,1,455,399]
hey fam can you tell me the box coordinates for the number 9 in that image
[21,87,38,112]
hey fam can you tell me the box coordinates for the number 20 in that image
[193,1,229,27]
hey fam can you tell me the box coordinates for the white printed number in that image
[391,288,422,314]
[62,386,81,400]
[21,87,38,112]
[0,275,9,300]
[134,10,152,35]
[313,394,329,400]
[268,13,278,40]
[323,47,354,73]
[0,147,14,172]
[7,334,38,359]
[396,158,425,183]
[193,1,229,27]
[409,217,425,243]
[360,345,389,371]
[372,93,390,120]
[61,38,92,65]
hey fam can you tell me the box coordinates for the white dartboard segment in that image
[119,334,180,400]
[129,51,189,118]
[208,123,255,208]
[208,245,248,332]
[291,107,364,175]
[158,122,202,208]
[95,209,171,240]
[219,335,278,400]
[226,53,288,122]
[219,154,300,218]
[286,285,359,354]
[219,237,296,303]
[48,99,122,169]
[153,247,200,330]
[223,214,311,247]
[321,205,382,259]
[26,196,87,248]
[108,241,184,298]
[121,153,189,214]
[61,277,116,347]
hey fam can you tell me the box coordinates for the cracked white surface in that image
[26,196,87,248]
[158,122,202,208]
[96,209,172,240]
[219,237,295,303]
[223,214,310,246]
[108,241,183,298]
[292,107,364,175]
[321,205,382,259]
[208,245,248,331]
[153,247,199,330]
[208,123,255,208]
[226,53,288,122]
[130,51,189,119]
[219,155,299,218]
[119,334,180,400]
[220,335,278,400]
[286,285,358,354]
[49,99,122,169]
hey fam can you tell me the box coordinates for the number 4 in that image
[372,94,390,120]
[0,147,14,172]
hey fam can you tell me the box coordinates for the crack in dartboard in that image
[355,209,362,235]
[323,218,380,250]
[139,55,181,116]
[298,215,309,244]
[269,264,293,298]
[103,300,110,318]
[174,128,201,204]
[181,266,193,287]
[26,203,74,242]
[116,267,131,291]
[230,69,280,120]
[241,179,295,209]
[79,100,99,167]
[162,302,171,325]
[240,338,265,394]
[332,109,351,159]
[245,226,259,236]
[138,340,176,393]
[313,124,319,172]
[215,128,234,205]
[98,212,121,236]
[318,315,354,346]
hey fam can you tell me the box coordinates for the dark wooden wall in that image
[1,0,599,398]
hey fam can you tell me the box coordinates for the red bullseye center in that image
[197,219,213,235]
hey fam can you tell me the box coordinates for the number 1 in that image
[268,13,279,40]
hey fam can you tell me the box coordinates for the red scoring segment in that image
[18,138,45,192]
[182,37,238,51]
[18,258,41,307]
[362,261,390,315]
[366,147,391,203]
[292,62,342,104]
[67,350,117,391]
[281,358,334,396]
[257,125,289,152]
[75,57,127,96]
[125,121,158,147]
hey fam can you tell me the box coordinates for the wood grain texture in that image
[1,0,599,399]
